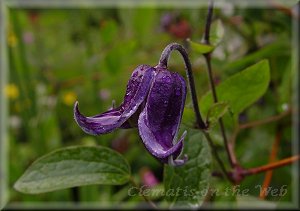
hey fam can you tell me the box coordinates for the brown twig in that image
[242,155,300,176]
[239,108,291,129]
[230,108,291,148]
[259,131,281,199]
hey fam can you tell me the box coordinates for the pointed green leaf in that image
[206,102,229,129]
[188,38,215,54]
[200,60,270,117]
[14,146,131,194]
[164,129,212,208]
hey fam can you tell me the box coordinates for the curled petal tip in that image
[74,101,80,112]
[74,65,155,136]
[168,154,188,167]
[73,101,79,116]
[177,130,187,143]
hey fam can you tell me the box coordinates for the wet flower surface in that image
[74,64,188,166]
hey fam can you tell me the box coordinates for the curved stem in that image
[158,43,206,129]
[158,43,232,183]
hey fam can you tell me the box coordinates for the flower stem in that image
[241,155,300,176]
[158,43,206,129]
[203,0,214,45]
[202,0,237,168]
[158,43,231,182]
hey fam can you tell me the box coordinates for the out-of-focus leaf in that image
[278,60,291,112]
[132,8,157,43]
[164,129,212,208]
[104,40,136,74]
[188,38,215,54]
[223,42,289,73]
[200,60,270,118]
[210,19,225,46]
[236,196,276,209]
[100,19,118,45]
[206,102,229,129]
[14,146,131,194]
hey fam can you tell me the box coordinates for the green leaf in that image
[206,102,229,129]
[188,38,215,54]
[223,42,289,73]
[164,129,212,208]
[14,146,131,194]
[182,104,195,128]
[210,19,225,46]
[200,60,270,117]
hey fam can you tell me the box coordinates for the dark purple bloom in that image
[74,64,188,166]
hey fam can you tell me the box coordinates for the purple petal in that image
[74,65,155,135]
[138,68,187,163]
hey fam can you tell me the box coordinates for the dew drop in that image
[175,87,181,96]
[163,100,168,107]
[162,76,171,83]
[132,72,138,77]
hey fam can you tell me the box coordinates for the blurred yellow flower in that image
[5,83,19,100]
[63,91,77,106]
[8,31,18,47]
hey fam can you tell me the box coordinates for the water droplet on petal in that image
[163,100,168,107]
[175,87,181,96]
[132,72,138,77]
[162,76,171,83]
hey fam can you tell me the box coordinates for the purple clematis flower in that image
[74,64,188,166]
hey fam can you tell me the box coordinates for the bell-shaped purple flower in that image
[74,64,188,166]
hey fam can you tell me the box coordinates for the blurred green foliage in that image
[6,4,295,209]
